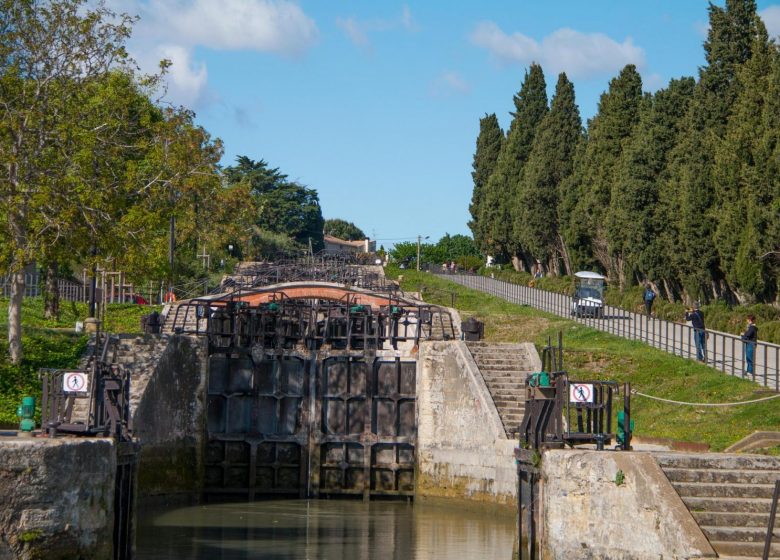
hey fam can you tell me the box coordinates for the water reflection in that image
[136,499,516,560]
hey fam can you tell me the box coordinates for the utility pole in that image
[416,235,428,271]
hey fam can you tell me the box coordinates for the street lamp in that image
[416,235,429,272]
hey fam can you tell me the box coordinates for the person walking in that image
[685,301,706,362]
[643,283,656,317]
[741,314,758,375]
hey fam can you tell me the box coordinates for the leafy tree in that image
[468,113,503,253]
[0,0,135,363]
[324,219,366,241]
[435,234,480,261]
[224,156,325,253]
[516,73,582,275]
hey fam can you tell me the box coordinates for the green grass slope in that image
[392,267,780,451]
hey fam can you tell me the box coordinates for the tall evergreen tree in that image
[607,78,695,289]
[468,113,504,254]
[570,64,643,279]
[663,0,761,300]
[516,73,582,275]
[479,64,547,265]
[713,19,775,301]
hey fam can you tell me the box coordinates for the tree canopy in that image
[324,219,366,241]
[467,0,780,305]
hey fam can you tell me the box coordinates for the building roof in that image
[323,235,367,248]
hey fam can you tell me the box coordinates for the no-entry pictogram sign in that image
[570,383,594,404]
[63,371,89,394]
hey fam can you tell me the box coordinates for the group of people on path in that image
[642,283,759,374]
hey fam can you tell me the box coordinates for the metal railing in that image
[438,273,780,390]
[1,273,88,302]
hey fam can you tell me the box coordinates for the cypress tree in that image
[570,64,643,278]
[663,0,762,300]
[468,113,504,254]
[480,64,547,265]
[608,78,695,289]
[516,73,582,275]
[713,19,775,301]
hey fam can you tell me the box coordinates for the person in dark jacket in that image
[685,301,706,362]
[643,283,656,317]
[741,314,758,375]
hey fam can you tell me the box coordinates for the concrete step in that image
[656,453,780,471]
[493,399,524,408]
[703,525,779,544]
[664,467,780,485]
[471,356,527,363]
[682,497,773,514]
[711,541,780,558]
[672,482,777,499]
[497,408,525,417]
[481,370,528,378]
[484,381,526,390]
[694,511,770,528]
[466,342,526,348]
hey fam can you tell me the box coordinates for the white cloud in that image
[120,0,318,108]
[337,6,417,50]
[155,45,209,108]
[759,5,780,39]
[336,17,370,48]
[469,21,645,79]
[430,71,471,97]
[152,0,318,56]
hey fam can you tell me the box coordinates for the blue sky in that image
[121,1,780,247]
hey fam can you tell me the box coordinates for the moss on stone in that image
[18,530,43,543]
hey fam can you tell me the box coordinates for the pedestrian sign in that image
[63,371,89,394]
[570,383,594,404]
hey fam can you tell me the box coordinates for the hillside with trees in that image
[468,0,780,307]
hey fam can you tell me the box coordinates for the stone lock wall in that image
[130,334,208,498]
[541,450,715,560]
[416,340,520,505]
[0,438,116,560]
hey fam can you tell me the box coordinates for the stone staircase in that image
[426,308,458,341]
[466,341,533,437]
[160,302,207,334]
[655,452,780,559]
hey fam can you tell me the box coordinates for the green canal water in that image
[136,499,517,559]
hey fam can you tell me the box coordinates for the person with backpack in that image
[685,301,706,362]
[741,314,758,375]
[643,283,656,317]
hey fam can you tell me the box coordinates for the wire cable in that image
[631,389,780,407]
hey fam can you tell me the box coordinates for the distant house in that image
[323,235,376,254]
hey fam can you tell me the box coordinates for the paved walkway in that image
[439,273,779,390]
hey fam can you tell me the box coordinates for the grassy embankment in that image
[482,268,780,344]
[0,298,157,426]
[392,266,780,451]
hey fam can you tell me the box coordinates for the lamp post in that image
[416,235,429,272]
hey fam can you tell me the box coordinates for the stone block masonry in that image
[118,334,209,498]
[542,449,716,560]
[0,437,116,560]
[416,340,535,505]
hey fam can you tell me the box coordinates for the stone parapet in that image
[541,449,716,560]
